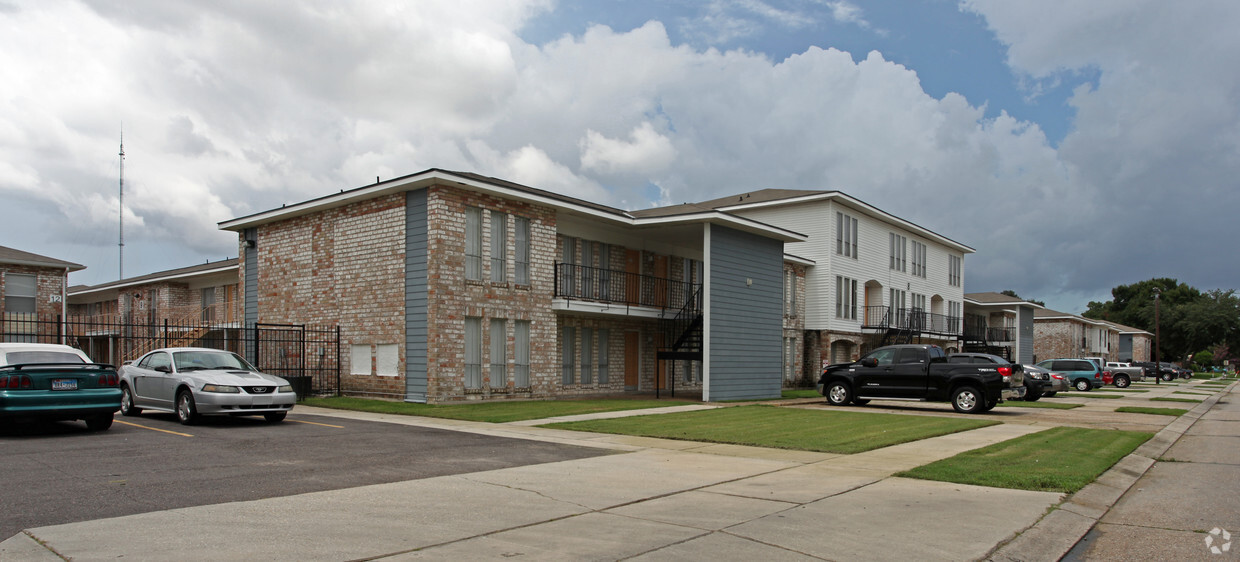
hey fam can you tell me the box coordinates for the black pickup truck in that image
[816,344,1025,414]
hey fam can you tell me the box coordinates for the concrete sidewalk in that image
[2,379,1234,561]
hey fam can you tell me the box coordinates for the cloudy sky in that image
[2,0,1236,313]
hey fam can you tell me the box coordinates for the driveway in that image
[0,411,609,539]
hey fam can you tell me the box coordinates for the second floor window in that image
[465,207,482,281]
[490,212,507,282]
[948,255,962,287]
[889,233,907,272]
[836,212,858,258]
[515,217,530,285]
[911,241,927,278]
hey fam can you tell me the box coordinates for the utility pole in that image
[118,130,125,280]
[1153,288,1161,385]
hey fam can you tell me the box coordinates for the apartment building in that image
[219,169,805,403]
[962,292,1040,364]
[0,245,83,343]
[648,190,973,377]
[1032,308,1120,362]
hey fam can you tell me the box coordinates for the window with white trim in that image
[911,241,927,278]
[948,255,962,287]
[889,233,907,272]
[836,212,858,258]
[836,276,858,320]
[465,207,482,281]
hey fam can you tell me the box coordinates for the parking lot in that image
[0,410,610,539]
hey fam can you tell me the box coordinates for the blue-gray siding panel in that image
[1017,306,1034,365]
[708,225,783,401]
[405,190,429,402]
[243,228,258,363]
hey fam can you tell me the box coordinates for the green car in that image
[0,343,122,431]
[1035,358,1104,392]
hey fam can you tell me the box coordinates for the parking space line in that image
[114,420,194,437]
[289,419,344,428]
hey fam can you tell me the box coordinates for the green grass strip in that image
[1116,406,1189,416]
[780,389,822,399]
[996,401,1081,409]
[302,396,696,423]
[1199,381,1230,386]
[1173,390,1213,396]
[1095,388,1149,393]
[1060,392,1123,399]
[897,426,1152,493]
[1150,396,1204,403]
[542,405,997,454]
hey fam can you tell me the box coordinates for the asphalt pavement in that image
[1,379,1235,561]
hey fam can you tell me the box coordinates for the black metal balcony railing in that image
[554,263,700,311]
[962,316,1015,342]
[862,306,962,336]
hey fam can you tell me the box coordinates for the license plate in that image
[52,379,78,391]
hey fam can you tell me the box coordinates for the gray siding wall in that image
[707,224,783,401]
[404,190,429,402]
[1017,305,1034,364]
[243,228,258,363]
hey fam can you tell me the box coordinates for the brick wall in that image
[1034,319,1080,361]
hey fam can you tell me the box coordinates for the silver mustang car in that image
[119,347,296,424]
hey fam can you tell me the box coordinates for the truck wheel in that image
[1023,390,1041,402]
[1113,375,1130,388]
[1075,379,1092,392]
[1043,391,1057,397]
[825,382,852,406]
[951,386,984,414]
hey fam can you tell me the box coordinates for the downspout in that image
[701,223,711,402]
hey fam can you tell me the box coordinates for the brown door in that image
[625,250,641,304]
[656,359,668,390]
[653,255,668,307]
[624,332,640,388]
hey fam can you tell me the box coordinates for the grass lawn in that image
[541,405,998,454]
[1200,381,1231,386]
[1173,390,1214,396]
[302,396,697,423]
[1095,388,1149,393]
[780,389,822,399]
[1116,406,1189,416]
[996,401,1081,409]
[896,426,1152,493]
[1150,396,1204,403]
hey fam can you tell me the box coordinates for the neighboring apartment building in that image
[218,169,805,403]
[1033,307,1120,362]
[66,259,242,365]
[0,245,84,343]
[1100,320,1153,362]
[962,292,1040,364]
[645,190,973,376]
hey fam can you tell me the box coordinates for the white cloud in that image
[580,122,677,177]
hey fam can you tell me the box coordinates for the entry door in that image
[625,250,641,304]
[624,332,640,389]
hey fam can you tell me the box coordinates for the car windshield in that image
[172,351,255,372]
[4,351,86,365]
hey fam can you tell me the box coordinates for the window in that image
[4,273,36,314]
[490,318,506,386]
[785,269,796,316]
[465,207,482,281]
[582,241,595,296]
[889,233,907,272]
[783,336,796,381]
[201,287,216,321]
[836,212,858,258]
[597,329,609,384]
[490,211,507,282]
[889,288,907,312]
[912,293,926,311]
[581,327,594,384]
[911,241,927,278]
[560,237,577,295]
[375,344,399,376]
[599,245,611,300]
[515,217,530,285]
[835,276,857,320]
[948,255,962,287]
[465,317,482,388]
[514,321,530,387]
[561,326,575,385]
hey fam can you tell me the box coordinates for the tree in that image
[1083,279,1239,363]
[1193,349,1214,370]
[1000,289,1045,307]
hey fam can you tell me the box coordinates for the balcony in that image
[554,263,699,313]
[862,306,962,337]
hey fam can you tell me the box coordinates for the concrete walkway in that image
[2,379,1235,561]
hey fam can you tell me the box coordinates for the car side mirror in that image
[859,358,879,368]
[154,365,171,373]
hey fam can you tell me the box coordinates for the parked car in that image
[1132,361,1177,381]
[1023,364,1069,397]
[1035,358,1105,391]
[119,347,296,425]
[951,352,1042,401]
[1104,362,1146,387]
[0,343,122,430]
[818,344,1024,414]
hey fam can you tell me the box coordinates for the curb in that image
[987,379,1235,561]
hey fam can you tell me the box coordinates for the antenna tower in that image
[118,130,125,280]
